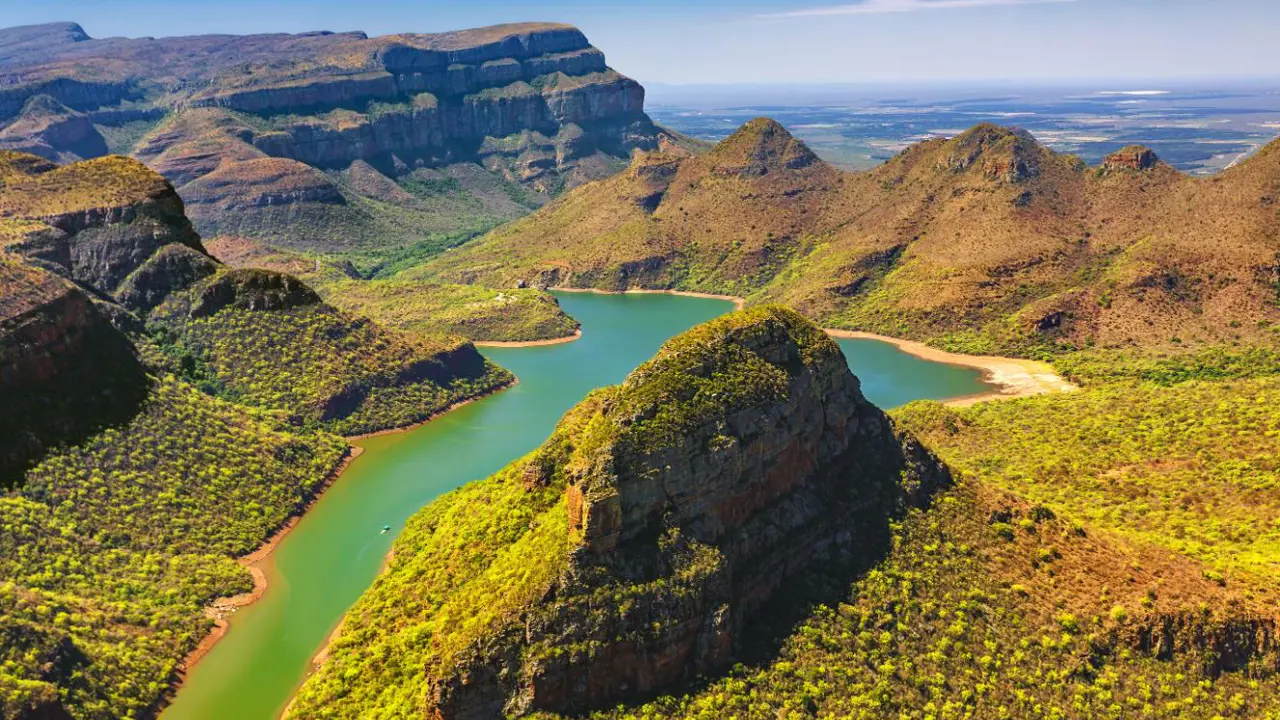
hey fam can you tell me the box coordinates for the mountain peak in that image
[938,123,1045,183]
[705,117,819,176]
[1101,145,1163,173]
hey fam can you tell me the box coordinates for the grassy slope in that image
[0,150,523,716]
[0,377,347,719]
[897,376,1280,592]
[0,153,173,214]
[149,269,514,435]
[581,480,1280,720]
[205,236,581,343]
[313,277,580,343]
[294,308,1280,719]
[289,308,845,717]
[414,120,1280,358]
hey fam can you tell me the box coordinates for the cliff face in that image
[0,150,512,453]
[0,21,661,251]
[288,307,949,719]
[0,254,147,486]
[0,152,209,310]
[489,308,949,717]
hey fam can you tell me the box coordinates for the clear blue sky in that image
[6,0,1279,85]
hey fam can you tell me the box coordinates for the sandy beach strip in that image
[549,286,1072,405]
[473,329,582,348]
[825,329,1078,406]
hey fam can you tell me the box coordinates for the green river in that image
[162,292,987,719]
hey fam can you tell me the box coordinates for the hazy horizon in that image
[5,0,1280,86]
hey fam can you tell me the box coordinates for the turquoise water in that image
[161,292,988,720]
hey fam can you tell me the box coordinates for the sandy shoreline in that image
[551,286,1073,405]
[824,329,1078,406]
[474,329,582,348]
[170,444,364,692]
[167,380,520,707]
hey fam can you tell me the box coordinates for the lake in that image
[161,292,987,719]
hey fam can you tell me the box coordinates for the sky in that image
[4,0,1279,86]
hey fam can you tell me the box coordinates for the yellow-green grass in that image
[573,482,1280,720]
[0,155,173,216]
[1,377,347,718]
[896,377,1280,594]
[313,277,579,343]
[151,273,513,435]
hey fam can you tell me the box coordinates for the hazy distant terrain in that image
[649,81,1280,173]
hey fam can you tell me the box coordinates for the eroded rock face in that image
[0,154,209,301]
[427,307,951,718]
[940,124,1044,183]
[0,95,107,163]
[0,22,661,211]
[1102,145,1163,174]
[0,259,148,485]
[187,268,322,318]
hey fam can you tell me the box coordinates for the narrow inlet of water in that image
[162,293,988,719]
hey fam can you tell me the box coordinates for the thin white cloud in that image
[761,0,1076,18]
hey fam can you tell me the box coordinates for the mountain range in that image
[0,21,670,257]
[417,118,1280,356]
[3,17,1280,720]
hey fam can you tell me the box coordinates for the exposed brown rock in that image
[0,21,662,248]
[1102,145,1163,173]
[423,307,950,717]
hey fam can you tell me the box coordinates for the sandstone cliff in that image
[0,21,662,251]
[288,306,950,718]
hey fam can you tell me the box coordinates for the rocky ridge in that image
[0,149,510,446]
[0,21,663,251]
[288,307,950,718]
[418,119,1280,354]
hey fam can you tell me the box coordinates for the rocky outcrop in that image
[0,257,148,485]
[707,117,819,177]
[0,95,107,164]
[115,243,219,313]
[0,22,661,244]
[0,152,207,298]
[1102,145,1163,174]
[939,124,1044,183]
[0,153,209,300]
[179,157,346,210]
[186,268,322,318]
[421,307,950,718]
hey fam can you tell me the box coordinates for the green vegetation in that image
[287,457,571,717]
[150,270,513,435]
[579,483,1280,720]
[94,118,166,156]
[290,307,934,718]
[0,155,171,215]
[0,377,347,718]
[312,278,580,343]
[1054,345,1280,385]
[413,120,1280,357]
[0,146,529,717]
[896,376,1280,589]
[294,305,1280,719]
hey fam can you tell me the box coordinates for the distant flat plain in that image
[649,80,1280,174]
